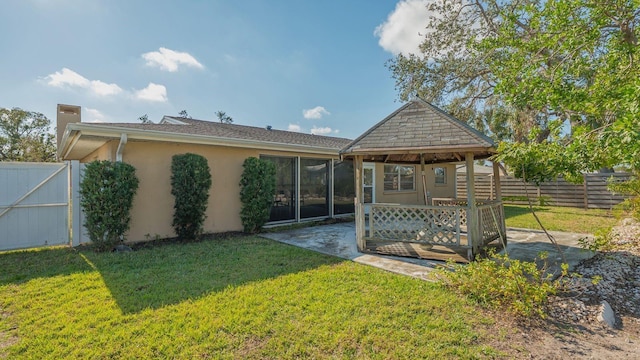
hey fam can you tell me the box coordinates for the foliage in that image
[389,0,640,201]
[178,110,191,118]
[215,110,233,124]
[578,227,614,252]
[434,252,566,318]
[239,157,276,233]
[609,175,640,219]
[0,107,56,162]
[0,238,497,359]
[138,114,152,124]
[171,153,212,240]
[79,160,139,251]
[388,0,640,146]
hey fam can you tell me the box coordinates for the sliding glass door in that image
[261,156,354,223]
[262,156,296,222]
[300,158,330,219]
[333,159,355,215]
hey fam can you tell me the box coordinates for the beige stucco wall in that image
[81,141,117,162]
[83,140,341,242]
[373,162,456,205]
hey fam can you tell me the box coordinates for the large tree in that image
[388,0,640,147]
[389,0,640,179]
[0,108,57,162]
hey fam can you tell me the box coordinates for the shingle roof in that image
[340,98,495,163]
[94,117,352,150]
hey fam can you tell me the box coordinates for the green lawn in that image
[503,204,617,234]
[0,236,499,359]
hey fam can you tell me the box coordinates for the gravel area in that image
[547,218,640,327]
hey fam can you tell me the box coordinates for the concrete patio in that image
[260,222,595,280]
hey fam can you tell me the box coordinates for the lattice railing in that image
[431,198,499,229]
[369,204,465,246]
[478,201,505,245]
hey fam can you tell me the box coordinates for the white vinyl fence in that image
[0,161,86,251]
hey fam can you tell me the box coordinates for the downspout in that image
[116,133,127,162]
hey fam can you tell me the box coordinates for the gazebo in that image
[340,98,506,261]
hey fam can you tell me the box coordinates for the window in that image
[384,165,415,191]
[434,167,446,185]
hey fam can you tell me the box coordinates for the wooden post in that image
[492,161,502,202]
[465,153,479,258]
[354,155,365,251]
[420,154,428,205]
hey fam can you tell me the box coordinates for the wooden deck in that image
[365,240,471,263]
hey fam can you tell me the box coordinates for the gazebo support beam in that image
[465,152,479,260]
[354,155,365,251]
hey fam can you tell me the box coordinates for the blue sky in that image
[0,0,431,140]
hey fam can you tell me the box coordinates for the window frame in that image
[434,166,447,185]
[383,164,416,192]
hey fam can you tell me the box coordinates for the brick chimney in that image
[56,104,81,152]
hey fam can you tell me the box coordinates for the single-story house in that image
[57,104,356,241]
[57,100,497,255]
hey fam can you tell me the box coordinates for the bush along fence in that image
[457,173,632,209]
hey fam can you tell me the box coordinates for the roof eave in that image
[63,123,342,158]
[341,144,496,156]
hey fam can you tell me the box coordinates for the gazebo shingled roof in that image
[340,98,496,164]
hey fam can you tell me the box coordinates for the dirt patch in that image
[485,312,640,359]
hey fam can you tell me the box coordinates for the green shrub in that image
[433,252,565,318]
[578,226,613,252]
[239,157,276,233]
[171,153,212,240]
[609,175,640,220]
[79,160,139,251]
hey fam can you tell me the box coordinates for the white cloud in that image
[45,68,122,96]
[90,80,122,96]
[310,126,338,135]
[134,82,168,102]
[84,108,106,123]
[374,0,430,56]
[46,67,90,88]
[287,124,302,132]
[303,106,330,120]
[142,47,204,72]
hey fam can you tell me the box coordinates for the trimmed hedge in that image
[240,157,276,233]
[171,153,212,240]
[79,160,139,251]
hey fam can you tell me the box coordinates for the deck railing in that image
[368,203,466,247]
[477,201,505,245]
[365,199,505,259]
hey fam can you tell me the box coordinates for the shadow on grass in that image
[0,246,94,286]
[0,236,343,314]
[80,235,344,314]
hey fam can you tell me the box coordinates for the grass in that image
[0,236,500,359]
[503,204,617,234]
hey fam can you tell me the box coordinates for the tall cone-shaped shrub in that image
[171,153,212,240]
[240,157,276,233]
[79,160,139,251]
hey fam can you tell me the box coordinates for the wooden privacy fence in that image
[457,173,632,209]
